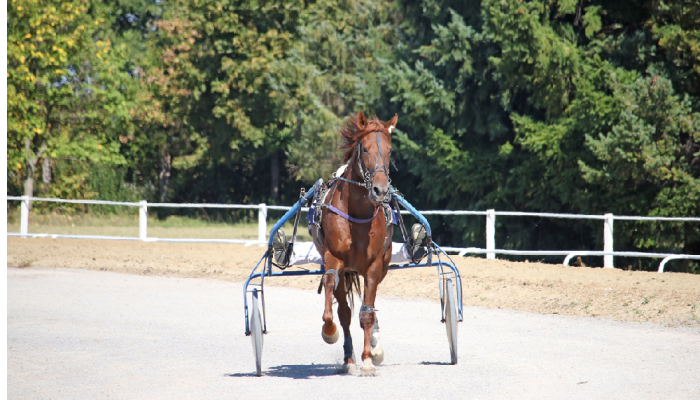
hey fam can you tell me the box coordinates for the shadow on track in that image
[419,361,453,366]
[226,364,341,379]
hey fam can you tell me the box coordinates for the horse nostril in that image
[373,187,382,197]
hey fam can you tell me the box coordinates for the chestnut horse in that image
[318,111,397,374]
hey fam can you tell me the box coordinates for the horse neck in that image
[343,156,375,218]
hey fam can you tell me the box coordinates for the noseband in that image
[336,131,390,191]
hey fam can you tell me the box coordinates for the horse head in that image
[341,111,398,204]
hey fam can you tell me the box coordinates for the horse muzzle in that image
[369,184,389,204]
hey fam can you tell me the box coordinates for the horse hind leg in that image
[336,272,357,373]
[321,269,340,344]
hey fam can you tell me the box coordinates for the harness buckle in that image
[359,304,377,315]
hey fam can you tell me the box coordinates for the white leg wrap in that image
[371,336,384,365]
[370,317,384,365]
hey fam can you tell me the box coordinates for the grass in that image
[6,208,311,241]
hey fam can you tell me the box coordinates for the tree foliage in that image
[379,0,700,271]
[7,0,139,200]
[6,0,700,272]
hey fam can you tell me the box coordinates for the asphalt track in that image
[7,268,700,399]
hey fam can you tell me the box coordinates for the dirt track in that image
[7,237,700,326]
[9,267,700,399]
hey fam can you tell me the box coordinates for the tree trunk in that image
[42,157,52,186]
[23,138,47,209]
[159,150,172,203]
[271,151,279,201]
[23,174,34,201]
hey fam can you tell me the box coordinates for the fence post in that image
[486,209,495,260]
[604,213,614,268]
[20,196,29,237]
[258,203,267,242]
[139,200,148,241]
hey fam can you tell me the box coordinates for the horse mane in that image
[340,114,388,163]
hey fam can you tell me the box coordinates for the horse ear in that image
[357,111,367,129]
[384,114,398,134]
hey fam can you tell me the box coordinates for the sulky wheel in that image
[250,288,264,376]
[444,278,458,365]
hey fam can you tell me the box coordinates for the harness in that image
[324,129,393,224]
[301,125,408,265]
[336,131,391,191]
[326,204,379,224]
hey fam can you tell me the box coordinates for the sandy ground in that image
[7,237,700,326]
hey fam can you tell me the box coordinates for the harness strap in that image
[327,204,379,224]
[324,269,339,291]
[335,176,367,188]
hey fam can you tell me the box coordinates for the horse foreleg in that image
[359,273,380,374]
[321,268,339,344]
[335,273,356,372]
[370,315,383,365]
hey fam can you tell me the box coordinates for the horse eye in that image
[362,148,369,153]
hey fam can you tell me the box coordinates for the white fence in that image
[7,195,700,273]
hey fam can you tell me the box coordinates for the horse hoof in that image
[322,322,339,344]
[371,343,384,366]
[360,358,377,376]
[340,363,358,375]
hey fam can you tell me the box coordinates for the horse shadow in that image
[226,364,342,379]
[227,361,453,378]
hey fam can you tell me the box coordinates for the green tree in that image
[7,0,137,201]
[283,0,400,182]
[137,0,309,204]
[126,16,207,204]
[146,0,399,205]
[376,0,700,271]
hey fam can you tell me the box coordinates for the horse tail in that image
[344,271,361,310]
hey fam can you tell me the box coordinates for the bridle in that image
[321,125,395,232]
[336,130,391,191]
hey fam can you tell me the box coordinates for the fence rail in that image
[7,196,700,273]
